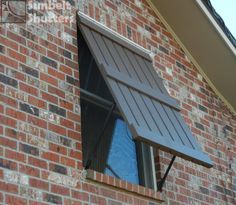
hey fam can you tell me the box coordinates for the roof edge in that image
[195,0,236,56]
[201,0,236,48]
[146,0,236,115]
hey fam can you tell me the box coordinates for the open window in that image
[77,12,213,191]
[78,20,156,188]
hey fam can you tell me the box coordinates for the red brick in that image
[0,114,17,128]
[0,36,18,50]
[0,55,17,68]
[68,130,80,140]
[0,192,2,203]
[40,91,58,104]
[82,183,99,194]
[20,82,38,96]
[5,149,26,162]
[99,187,116,199]
[0,181,18,193]
[68,111,80,122]
[59,64,72,75]
[0,84,4,93]
[51,184,70,196]
[105,0,117,11]
[29,201,48,205]
[48,85,65,98]
[30,178,49,191]
[27,41,46,55]
[65,43,77,54]
[6,107,26,121]
[27,115,47,129]
[47,50,59,61]
[41,151,59,162]
[60,156,76,168]
[59,99,73,111]
[176,194,188,203]
[71,190,89,201]
[7,31,26,45]
[39,39,57,51]
[60,118,74,129]
[133,198,147,205]
[0,126,3,135]
[90,195,106,205]
[64,198,82,205]
[75,123,81,132]
[48,123,66,135]
[28,95,47,109]
[6,195,27,205]
[28,156,47,169]
[69,150,82,160]
[65,59,78,69]
[49,143,67,155]
[19,45,28,56]
[7,48,26,63]
[0,95,17,108]
[5,127,17,139]
[88,3,94,18]
[40,73,58,86]
[48,34,64,47]
[19,164,40,177]
[48,67,65,80]
[0,137,17,149]
[117,193,132,204]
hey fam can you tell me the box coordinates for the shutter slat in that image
[100,64,180,111]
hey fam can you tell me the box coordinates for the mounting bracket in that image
[157,155,176,191]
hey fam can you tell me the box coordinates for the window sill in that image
[86,169,163,202]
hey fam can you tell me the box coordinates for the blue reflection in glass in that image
[104,119,139,184]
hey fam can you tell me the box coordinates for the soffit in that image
[148,0,236,114]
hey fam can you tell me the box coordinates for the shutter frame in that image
[77,12,213,168]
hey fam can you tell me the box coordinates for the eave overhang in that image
[147,0,236,114]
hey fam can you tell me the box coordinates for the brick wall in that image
[0,0,235,205]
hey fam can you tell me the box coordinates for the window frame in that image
[80,89,157,189]
[78,27,157,188]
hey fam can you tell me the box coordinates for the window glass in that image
[105,119,139,184]
[81,98,139,184]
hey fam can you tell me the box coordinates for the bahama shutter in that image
[77,12,213,168]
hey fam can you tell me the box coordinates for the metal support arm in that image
[157,155,176,191]
[85,102,116,170]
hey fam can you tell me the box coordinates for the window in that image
[78,12,212,191]
[79,28,156,188]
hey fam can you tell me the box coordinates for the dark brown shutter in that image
[77,12,213,168]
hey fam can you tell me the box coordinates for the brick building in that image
[0,0,235,205]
